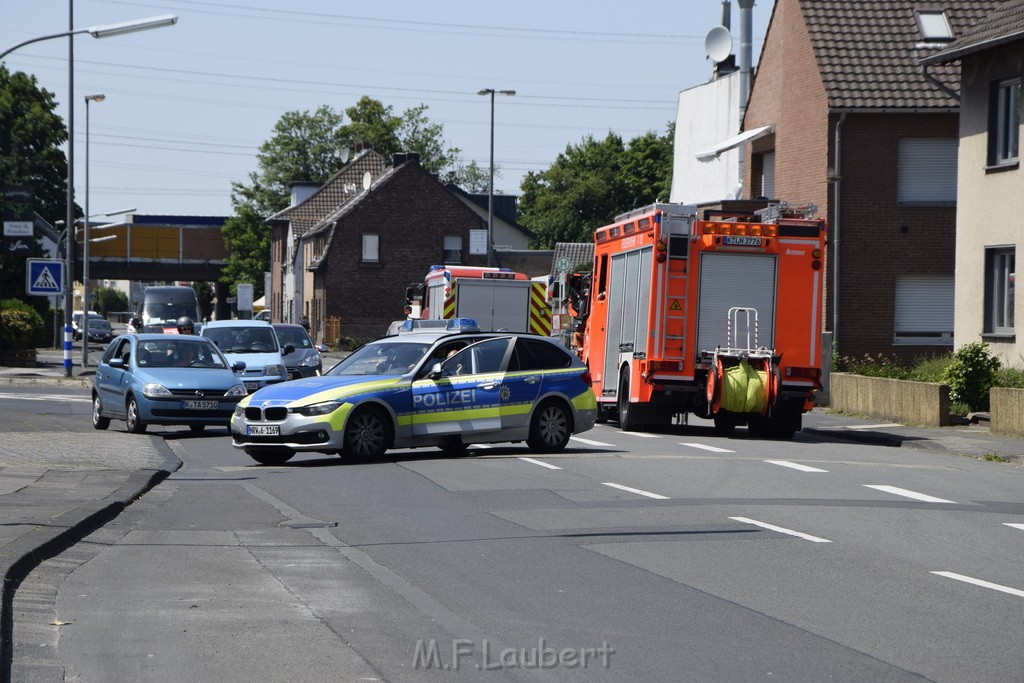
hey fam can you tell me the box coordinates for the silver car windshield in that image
[204,327,278,354]
[327,342,430,376]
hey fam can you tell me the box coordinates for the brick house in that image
[742,0,1001,361]
[265,149,388,339]
[922,1,1024,362]
[304,154,487,343]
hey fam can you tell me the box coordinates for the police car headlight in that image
[234,404,245,417]
[298,355,319,367]
[142,383,172,398]
[265,364,287,377]
[295,400,343,417]
[225,384,248,397]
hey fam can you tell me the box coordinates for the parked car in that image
[253,310,271,322]
[72,310,104,341]
[201,319,292,392]
[230,326,598,465]
[272,323,328,379]
[91,334,248,434]
[86,318,114,344]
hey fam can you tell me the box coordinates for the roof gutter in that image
[920,63,960,102]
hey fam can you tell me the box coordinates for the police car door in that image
[410,337,513,438]
[500,337,543,429]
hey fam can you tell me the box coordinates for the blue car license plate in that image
[182,400,219,410]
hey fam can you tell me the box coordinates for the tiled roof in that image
[922,0,1024,63]
[267,150,388,239]
[800,0,1004,109]
[550,242,595,274]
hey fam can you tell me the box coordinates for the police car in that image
[230,320,598,465]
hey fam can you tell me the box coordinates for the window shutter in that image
[760,151,776,199]
[894,275,953,344]
[897,139,958,204]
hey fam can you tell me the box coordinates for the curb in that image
[0,437,181,680]
[803,428,904,448]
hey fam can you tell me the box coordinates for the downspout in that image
[921,63,961,101]
[832,112,847,352]
[736,0,754,198]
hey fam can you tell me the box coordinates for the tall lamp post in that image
[0,12,178,376]
[81,93,104,367]
[477,88,515,267]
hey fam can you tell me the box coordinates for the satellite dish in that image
[362,171,372,191]
[341,147,350,164]
[705,25,733,63]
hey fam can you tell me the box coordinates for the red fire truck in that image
[572,201,826,438]
[405,265,552,335]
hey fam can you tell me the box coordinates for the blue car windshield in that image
[327,342,430,376]
[137,339,227,369]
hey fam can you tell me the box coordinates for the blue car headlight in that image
[225,384,248,397]
[142,382,172,398]
[295,400,343,417]
[265,364,287,377]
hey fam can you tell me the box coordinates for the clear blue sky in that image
[2,1,769,217]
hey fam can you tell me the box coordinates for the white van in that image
[201,319,292,391]
[129,285,201,334]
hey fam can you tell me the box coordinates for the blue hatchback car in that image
[92,334,248,433]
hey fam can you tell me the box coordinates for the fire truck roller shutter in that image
[603,254,627,397]
[697,253,777,354]
[635,247,653,355]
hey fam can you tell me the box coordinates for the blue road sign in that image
[26,258,64,296]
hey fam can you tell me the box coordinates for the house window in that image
[361,234,379,262]
[915,10,953,42]
[991,78,1021,166]
[985,247,1015,335]
[443,235,462,263]
[893,275,953,345]
[757,151,775,199]
[897,138,957,204]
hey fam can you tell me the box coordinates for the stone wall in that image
[830,372,951,427]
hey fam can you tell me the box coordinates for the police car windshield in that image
[327,341,431,376]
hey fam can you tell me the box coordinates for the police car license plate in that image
[723,235,761,246]
[247,425,280,436]
[244,381,260,391]
[181,400,219,410]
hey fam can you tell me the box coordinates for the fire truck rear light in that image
[656,240,667,251]
[719,225,733,235]
[785,366,821,379]
[764,226,778,237]
[733,224,748,235]
[655,252,667,263]
[704,225,718,235]
[812,260,821,269]
[748,225,763,236]
[649,361,683,372]
[812,248,822,258]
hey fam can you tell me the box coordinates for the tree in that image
[449,159,497,194]
[224,99,461,295]
[92,286,128,316]
[518,124,675,248]
[0,66,72,307]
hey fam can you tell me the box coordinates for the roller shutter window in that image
[759,151,776,199]
[897,138,958,204]
[443,235,462,264]
[893,275,954,345]
[361,234,379,262]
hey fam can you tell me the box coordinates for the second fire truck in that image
[571,201,826,438]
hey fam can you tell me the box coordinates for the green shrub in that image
[906,354,953,383]
[941,341,1000,411]
[995,366,1024,389]
[836,353,912,379]
[0,298,45,350]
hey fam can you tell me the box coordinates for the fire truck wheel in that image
[527,399,572,452]
[617,370,639,431]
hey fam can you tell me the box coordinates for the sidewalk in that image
[0,348,180,671]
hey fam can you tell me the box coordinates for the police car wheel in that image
[527,400,572,453]
[245,447,295,465]
[126,396,146,434]
[342,407,391,460]
[92,395,110,430]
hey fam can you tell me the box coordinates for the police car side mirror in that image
[427,361,443,379]
[232,361,247,372]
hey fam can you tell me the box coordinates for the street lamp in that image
[477,88,515,267]
[81,93,104,367]
[1,11,177,376]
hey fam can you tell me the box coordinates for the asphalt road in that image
[11,397,1024,681]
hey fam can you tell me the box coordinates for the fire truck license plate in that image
[247,425,280,436]
[723,236,761,246]
[182,400,219,410]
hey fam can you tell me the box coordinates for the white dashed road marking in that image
[931,571,1024,598]
[1003,523,1024,532]
[519,457,561,470]
[729,517,832,543]
[679,442,735,453]
[602,482,669,500]
[863,484,955,504]
[764,460,828,473]
[571,436,615,447]
[623,432,661,438]
[0,392,90,404]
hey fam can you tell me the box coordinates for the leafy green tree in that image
[518,124,675,248]
[450,159,497,194]
[221,205,270,298]
[92,286,128,316]
[0,66,73,307]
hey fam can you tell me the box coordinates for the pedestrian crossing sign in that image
[26,258,64,296]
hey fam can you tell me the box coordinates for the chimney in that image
[391,152,421,167]
[289,181,320,207]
